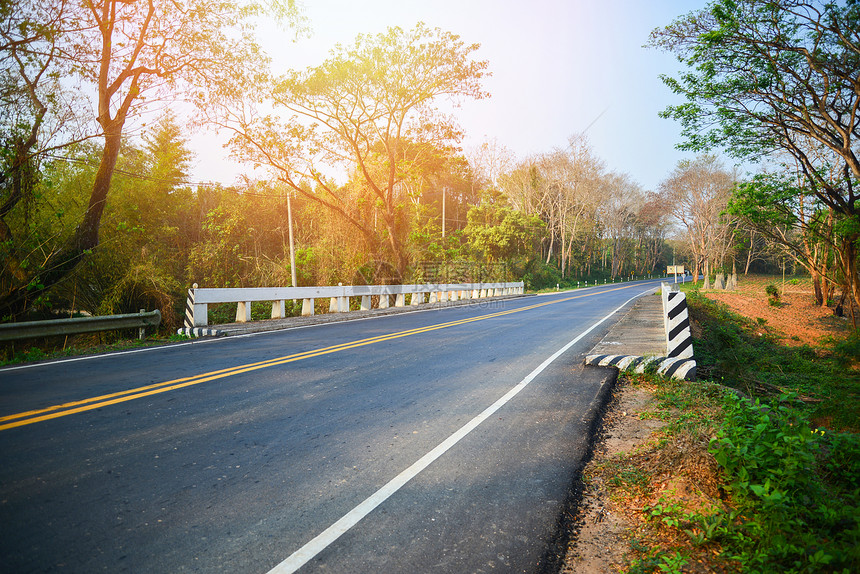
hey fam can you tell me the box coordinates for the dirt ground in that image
[560,276,851,573]
[560,384,666,574]
[701,276,853,346]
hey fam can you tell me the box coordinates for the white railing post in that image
[302,298,314,316]
[272,300,286,319]
[236,301,251,322]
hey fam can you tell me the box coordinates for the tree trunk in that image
[0,125,123,320]
[545,233,554,266]
[76,128,122,252]
[703,258,711,290]
[840,233,860,327]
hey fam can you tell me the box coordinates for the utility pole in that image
[442,186,446,239]
[673,244,677,284]
[286,191,297,288]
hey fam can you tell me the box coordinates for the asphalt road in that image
[0,280,661,573]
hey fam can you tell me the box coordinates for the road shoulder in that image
[560,379,666,573]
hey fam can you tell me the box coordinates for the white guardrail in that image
[183,282,525,328]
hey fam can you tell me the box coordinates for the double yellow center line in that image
[1,284,648,432]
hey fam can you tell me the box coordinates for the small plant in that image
[657,551,690,573]
[765,284,782,307]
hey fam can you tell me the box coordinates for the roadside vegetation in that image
[4,0,858,364]
[578,278,859,573]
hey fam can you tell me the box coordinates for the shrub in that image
[708,394,860,572]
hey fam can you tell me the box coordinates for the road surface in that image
[0,281,660,573]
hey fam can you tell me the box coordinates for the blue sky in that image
[189,0,716,192]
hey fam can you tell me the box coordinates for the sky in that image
[188,0,713,193]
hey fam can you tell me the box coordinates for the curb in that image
[584,354,696,381]
[176,327,225,338]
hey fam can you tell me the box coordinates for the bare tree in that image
[660,155,736,284]
[599,172,643,279]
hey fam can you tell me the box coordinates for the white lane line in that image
[267,290,650,574]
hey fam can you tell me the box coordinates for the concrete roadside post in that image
[662,282,694,359]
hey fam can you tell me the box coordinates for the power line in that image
[42,153,221,188]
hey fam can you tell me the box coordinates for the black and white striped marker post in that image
[176,326,224,338]
[183,283,196,330]
[583,354,696,380]
[663,283,694,359]
[583,282,697,381]
[177,283,224,337]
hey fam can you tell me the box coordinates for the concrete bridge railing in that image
[183,282,525,328]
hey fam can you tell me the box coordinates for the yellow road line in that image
[1,283,651,432]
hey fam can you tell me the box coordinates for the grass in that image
[0,332,191,367]
[686,289,859,431]
[597,284,860,573]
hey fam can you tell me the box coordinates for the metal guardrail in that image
[0,310,162,343]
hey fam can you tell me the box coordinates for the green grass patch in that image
[618,288,860,573]
[686,290,860,431]
[0,333,190,367]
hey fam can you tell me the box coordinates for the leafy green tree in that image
[224,23,489,280]
[649,0,860,308]
[39,119,196,328]
[0,0,301,319]
[729,169,844,306]
[464,203,544,265]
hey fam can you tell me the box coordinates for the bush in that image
[521,260,561,291]
[709,394,860,572]
[765,284,781,306]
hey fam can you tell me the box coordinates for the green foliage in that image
[96,261,182,332]
[520,259,561,291]
[605,461,650,493]
[766,285,781,300]
[831,333,860,368]
[628,545,691,574]
[623,367,860,574]
[687,290,860,429]
[464,203,544,264]
[707,394,860,572]
[650,0,860,312]
[765,284,783,307]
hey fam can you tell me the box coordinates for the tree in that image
[464,203,543,265]
[633,193,672,276]
[659,156,736,283]
[649,0,860,308]
[224,23,489,280]
[500,135,603,276]
[466,138,515,195]
[599,172,643,279]
[730,167,842,305]
[0,0,300,319]
[1,0,88,288]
